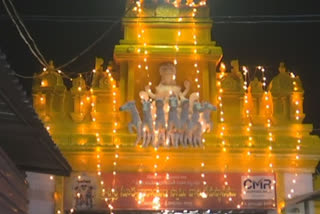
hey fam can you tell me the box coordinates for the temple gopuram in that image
[31,1,320,213]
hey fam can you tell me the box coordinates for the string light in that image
[258,71,277,207]
[152,148,161,210]
[192,9,201,90]
[189,5,209,201]
[258,66,267,91]
[200,161,207,198]
[88,66,118,212]
[243,65,253,185]
[134,3,163,209]
[290,73,302,200]
[134,1,151,87]
[263,90,274,169]
[216,63,232,205]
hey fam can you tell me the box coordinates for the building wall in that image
[27,172,56,214]
[284,173,315,214]
[314,174,320,214]
[0,147,28,214]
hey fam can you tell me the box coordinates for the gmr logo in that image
[244,178,272,190]
[241,175,275,200]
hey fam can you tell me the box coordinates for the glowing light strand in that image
[261,68,277,206]
[288,73,301,199]
[152,148,161,210]
[243,66,253,179]
[109,67,119,213]
[216,63,236,206]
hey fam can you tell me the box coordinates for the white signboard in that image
[241,175,276,200]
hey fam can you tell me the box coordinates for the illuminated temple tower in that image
[32,1,320,213]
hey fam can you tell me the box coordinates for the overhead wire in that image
[14,73,35,79]
[11,0,134,79]
[56,1,134,69]
[1,0,128,70]
[2,14,320,23]
[4,0,320,78]
[56,19,120,69]
[2,0,320,70]
[1,0,47,67]
[6,0,48,65]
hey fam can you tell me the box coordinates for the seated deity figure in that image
[145,62,190,100]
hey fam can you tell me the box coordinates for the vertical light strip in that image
[241,66,253,208]
[260,67,277,207]
[107,67,119,213]
[190,6,208,202]
[192,9,201,91]
[174,16,182,66]
[134,3,147,200]
[288,72,301,199]
[135,0,152,90]
[134,1,161,209]
[215,64,233,206]
[152,147,160,210]
[89,69,109,212]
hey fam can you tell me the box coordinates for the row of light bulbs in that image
[217,64,240,208]
[242,66,253,185]
[135,2,163,209]
[287,72,302,200]
[244,65,277,206]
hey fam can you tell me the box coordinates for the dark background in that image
[0,0,319,131]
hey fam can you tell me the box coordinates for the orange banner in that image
[63,172,276,212]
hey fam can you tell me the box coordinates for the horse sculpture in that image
[185,101,203,146]
[155,99,166,147]
[119,64,217,148]
[141,100,154,147]
[202,102,217,132]
[179,99,190,146]
[119,101,142,145]
[167,95,179,147]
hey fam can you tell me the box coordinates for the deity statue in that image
[230,59,244,81]
[145,62,190,100]
[92,57,105,88]
[278,62,286,73]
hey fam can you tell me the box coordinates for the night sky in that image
[0,0,319,131]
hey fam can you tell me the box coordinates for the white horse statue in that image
[141,100,155,147]
[185,101,203,146]
[155,98,166,147]
[179,99,190,146]
[139,91,155,147]
[167,95,179,147]
[192,123,203,147]
[202,102,217,132]
[119,101,142,145]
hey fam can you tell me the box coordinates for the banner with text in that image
[63,172,276,212]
